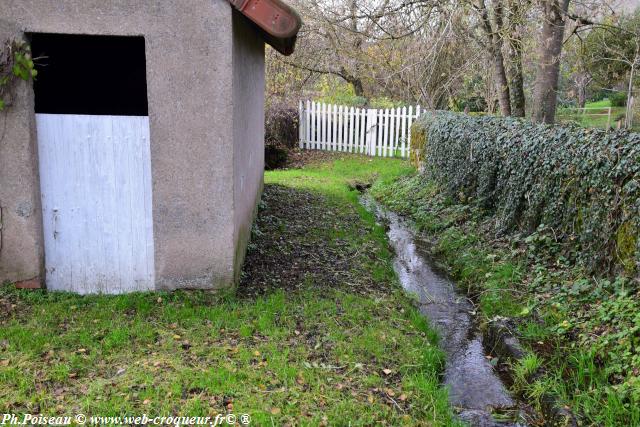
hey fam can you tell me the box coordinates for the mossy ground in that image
[0,155,460,426]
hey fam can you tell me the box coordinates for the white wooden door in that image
[36,114,155,294]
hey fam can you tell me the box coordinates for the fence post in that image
[366,109,377,156]
[400,106,407,158]
[321,102,327,151]
[298,100,304,148]
[359,108,366,153]
[304,100,311,148]
[607,106,612,129]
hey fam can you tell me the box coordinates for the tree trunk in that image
[478,0,511,116]
[625,57,636,129]
[506,0,525,117]
[492,49,512,116]
[532,0,570,124]
[575,73,590,108]
[351,78,365,97]
[507,39,526,116]
[577,84,586,108]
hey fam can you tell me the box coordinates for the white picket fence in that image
[298,101,421,158]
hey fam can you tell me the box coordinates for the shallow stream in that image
[362,197,526,427]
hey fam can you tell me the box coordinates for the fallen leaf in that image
[270,407,281,415]
[172,334,181,340]
[0,359,9,366]
[398,393,407,401]
[143,399,151,405]
[382,368,392,375]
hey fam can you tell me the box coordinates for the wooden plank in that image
[333,104,338,151]
[376,109,383,156]
[320,102,326,150]
[318,102,322,150]
[313,101,318,149]
[360,109,367,154]
[380,108,389,157]
[309,101,313,149]
[389,108,396,156]
[35,114,155,294]
[344,106,349,152]
[305,99,311,148]
[354,108,360,153]
[299,100,304,148]
[392,107,401,157]
[337,105,343,151]
[323,103,328,151]
[328,103,332,150]
[401,106,407,158]
[348,107,354,152]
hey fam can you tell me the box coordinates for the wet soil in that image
[283,150,365,169]
[239,184,388,299]
[362,197,527,427]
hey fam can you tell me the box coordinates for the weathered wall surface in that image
[231,11,265,281]
[0,0,258,290]
[0,19,43,284]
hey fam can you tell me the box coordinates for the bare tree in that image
[473,0,512,115]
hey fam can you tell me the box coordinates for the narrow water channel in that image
[362,197,526,427]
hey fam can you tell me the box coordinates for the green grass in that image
[556,99,627,129]
[371,172,640,426]
[0,155,459,425]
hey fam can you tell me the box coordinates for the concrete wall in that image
[0,0,266,291]
[231,11,266,281]
[0,20,43,284]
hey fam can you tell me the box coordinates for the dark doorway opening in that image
[30,33,148,116]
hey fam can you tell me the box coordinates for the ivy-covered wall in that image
[412,112,640,274]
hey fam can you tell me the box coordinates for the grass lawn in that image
[555,98,627,129]
[0,155,460,425]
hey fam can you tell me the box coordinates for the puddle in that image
[362,197,526,427]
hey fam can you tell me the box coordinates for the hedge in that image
[411,111,640,273]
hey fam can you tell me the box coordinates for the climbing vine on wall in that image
[0,39,37,111]
[412,111,640,273]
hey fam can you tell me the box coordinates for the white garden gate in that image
[36,114,155,294]
[298,100,421,158]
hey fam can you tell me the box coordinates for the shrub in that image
[265,101,299,149]
[412,111,640,273]
[609,91,628,107]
